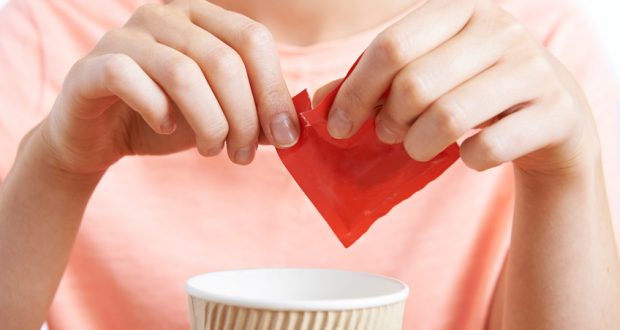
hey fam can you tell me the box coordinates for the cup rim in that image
[185,268,409,311]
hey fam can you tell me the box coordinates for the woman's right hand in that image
[38,0,299,176]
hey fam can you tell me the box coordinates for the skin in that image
[0,0,619,328]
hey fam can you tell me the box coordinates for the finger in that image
[184,0,300,148]
[327,0,476,139]
[312,79,343,107]
[109,102,197,156]
[403,58,546,161]
[128,4,259,164]
[459,102,570,171]
[68,53,174,135]
[376,6,516,143]
[258,130,270,145]
[97,28,229,156]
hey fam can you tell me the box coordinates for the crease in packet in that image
[277,55,460,247]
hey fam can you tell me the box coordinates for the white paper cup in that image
[186,268,409,330]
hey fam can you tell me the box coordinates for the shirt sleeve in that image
[544,8,620,221]
[0,0,44,181]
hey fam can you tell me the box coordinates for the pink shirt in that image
[1,0,619,328]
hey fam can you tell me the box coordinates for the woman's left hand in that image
[326,2,620,328]
[327,0,598,177]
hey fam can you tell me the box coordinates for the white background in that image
[575,0,620,76]
[0,0,618,74]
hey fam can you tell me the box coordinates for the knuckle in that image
[100,28,126,43]
[164,57,202,90]
[395,70,432,107]
[523,49,549,71]
[511,38,544,64]
[132,3,166,24]
[508,26,530,45]
[167,0,191,12]
[204,46,243,74]
[524,53,557,84]
[373,30,408,66]
[69,57,89,76]
[499,18,529,42]
[473,9,527,50]
[431,98,465,138]
[64,58,89,93]
[97,29,136,51]
[504,24,539,56]
[239,22,274,48]
[103,54,133,89]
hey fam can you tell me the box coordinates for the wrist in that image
[515,123,602,187]
[14,122,105,189]
[512,133,610,221]
[514,158,601,198]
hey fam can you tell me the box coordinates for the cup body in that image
[186,268,409,330]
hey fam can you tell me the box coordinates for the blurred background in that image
[0,0,618,74]
[573,0,620,76]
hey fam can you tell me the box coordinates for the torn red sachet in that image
[277,57,460,247]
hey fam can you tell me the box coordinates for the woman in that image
[1,0,619,328]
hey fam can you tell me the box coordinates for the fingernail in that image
[160,118,176,134]
[205,142,224,157]
[375,119,399,144]
[328,107,353,138]
[234,145,255,164]
[270,112,298,147]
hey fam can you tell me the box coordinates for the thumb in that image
[262,79,343,145]
[312,78,344,108]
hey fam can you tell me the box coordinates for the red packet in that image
[277,58,460,247]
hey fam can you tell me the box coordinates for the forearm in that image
[0,127,103,329]
[498,161,620,329]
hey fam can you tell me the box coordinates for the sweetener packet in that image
[277,58,460,247]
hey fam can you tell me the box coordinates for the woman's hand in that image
[327,0,597,178]
[325,1,620,328]
[2,3,302,326]
[41,0,299,176]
